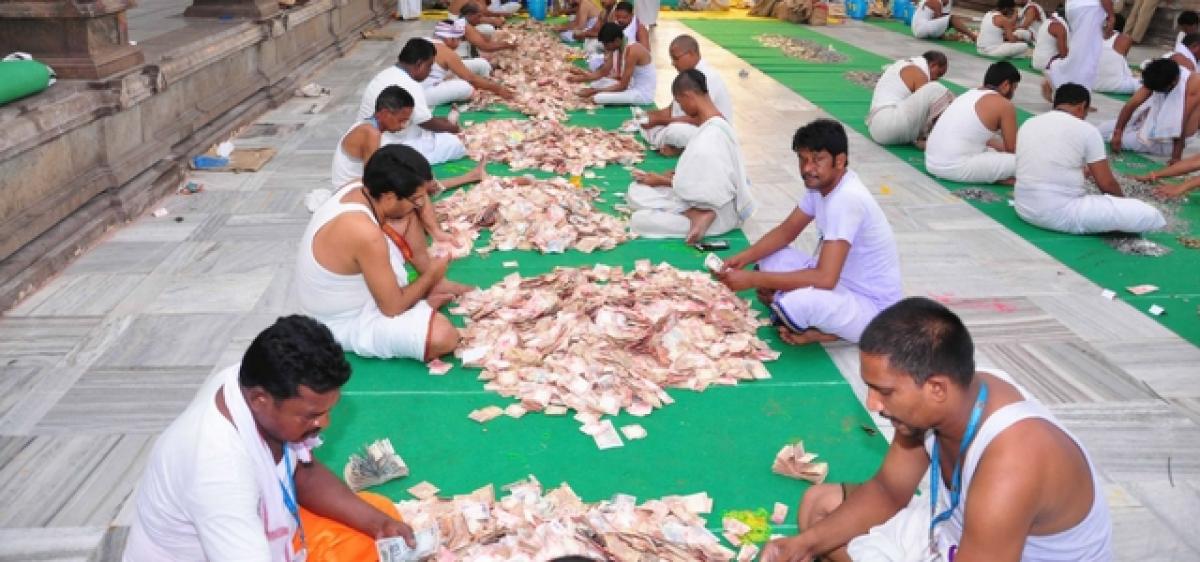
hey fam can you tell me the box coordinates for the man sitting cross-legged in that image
[911,0,977,42]
[625,69,753,244]
[299,144,467,361]
[640,34,734,156]
[761,297,1113,562]
[124,315,416,562]
[867,50,953,148]
[925,61,1020,184]
[1015,83,1165,234]
[714,119,901,346]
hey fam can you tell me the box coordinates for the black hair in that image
[1112,12,1125,32]
[1179,10,1199,27]
[614,1,634,13]
[671,68,708,95]
[791,118,848,158]
[362,144,430,199]
[997,0,1015,12]
[983,60,1021,88]
[398,38,436,65]
[598,21,624,44]
[1183,32,1200,47]
[923,50,948,68]
[859,297,975,387]
[1053,82,1090,107]
[1143,58,1182,93]
[374,85,414,112]
[240,315,351,399]
[459,2,480,15]
[547,558,601,562]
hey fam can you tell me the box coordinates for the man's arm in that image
[900,65,930,93]
[1175,76,1200,162]
[1050,22,1069,61]
[1169,53,1197,72]
[294,461,415,544]
[999,14,1020,42]
[1018,5,1039,29]
[465,24,515,52]
[761,432,932,561]
[953,428,1042,562]
[419,117,461,134]
[998,101,1018,153]
[355,226,447,316]
[443,49,514,98]
[927,0,944,18]
[1087,159,1125,197]
[721,207,813,270]
[1110,87,1150,152]
[727,239,850,292]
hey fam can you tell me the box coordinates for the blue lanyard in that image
[929,383,989,549]
[278,447,307,554]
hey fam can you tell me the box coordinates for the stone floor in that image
[2,15,1198,561]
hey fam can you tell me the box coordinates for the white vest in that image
[926,89,1000,169]
[870,56,931,113]
[1032,14,1068,70]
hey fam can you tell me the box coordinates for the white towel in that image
[1136,67,1191,147]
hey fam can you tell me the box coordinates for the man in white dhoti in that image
[635,0,659,27]
[1032,5,1068,71]
[925,61,1020,184]
[1056,0,1112,90]
[1101,58,1200,162]
[1016,84,1165,234]
[570,22,657,105]
[585,2,649,70]
[867,50,954,147]
[556,0,614,42]
[1169,33,1200,71]
[298,145,467,361]
[1097,14,1139,94]
[125,316,415,562]
[422,19,515,107]
[625,70,753,243]
[714,119,901,346]
[1014,0,1047,41]
[640,35,733,155]
[977,0,1030,59]
[911,0,977,42]
[760,298,1113,562]
[397,0,420,20]
[359,39,467,165]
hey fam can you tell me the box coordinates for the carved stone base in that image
[184,0,280,19]
[0,1,145,80]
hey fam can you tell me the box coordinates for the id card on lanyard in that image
[928,383,989,562]
[279,447,309,562]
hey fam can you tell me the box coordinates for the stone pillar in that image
[0,0,144,80]
[184,0,278,19]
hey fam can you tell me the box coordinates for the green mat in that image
[682,18,1200,346]
[315,91,890,530]
[864,18,1132,102]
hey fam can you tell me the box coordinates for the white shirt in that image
[670,59,735,123]
[1015,110,1106,208]
[124,371,295,562]
[797,170,902,309]
[358,65,432,143]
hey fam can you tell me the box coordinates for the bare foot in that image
[913,139,927,151]
[658,145,683,157]
[683,208,717,245]
[467,159,488,184]
[778,326,840,346]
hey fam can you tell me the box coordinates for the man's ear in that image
[923,374,953,404]
[835,152,848,170]
[245,387,272,411]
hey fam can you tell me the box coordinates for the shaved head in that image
[670,34,700,55]
[671,68,709,96]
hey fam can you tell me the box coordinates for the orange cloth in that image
[296,491,400,562]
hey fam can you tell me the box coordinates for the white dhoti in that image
[1058,4,1106,89]
[1017,193,1166,234]
[397,0,420,19]
[1013,28,1034,42]
[641,122,700,149]
[635,0,660,25]
[627,116,754,238]
[463,58,493,77]
[591,77,656,105]
[386,130,467,164]
[912,15,951,39]
[1097,70,1189,156]
[475,23,496,38]
[867,82,954,145]
[979,42,1029,58]
[330,300,435,360]
[423,79,475,107]
[488,0,522,14]
[845,495,941,562]
[1098,120,1173,155]
[927,150,1016,183]
[759,248,886,344]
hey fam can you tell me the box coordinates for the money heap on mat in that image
[461,119,645,175]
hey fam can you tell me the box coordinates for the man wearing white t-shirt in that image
[1016,83,1165,234]
[715,119,902,345]
[125,316,414,562]
[359,39,467,164]
[640,35,734,155]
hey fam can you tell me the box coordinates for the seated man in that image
[1016,83,1165,234]
[1053,0,1111,91]
[925,61,1020,184]
[124,315,415,562]
[714,119,901,346]
[587,1,649,69]
[1014,0,1047,41]
[570,22,657,105]
[626,70,753,243]
[1031,5,1068,71]
[760,297,1114,562]
[640,34,734,155]
[458,3,518,54]
[1096,13,1139,94]
[976,0,1030,58]
[360,39,466,164]
[449,0,509,22]
[556,0,613,42]
[299,145,465,361]
[332,86,485,246]
[423,19,515,107]
[1101,58,1200,162]
[867,50,954,147]
[911,0,977,42]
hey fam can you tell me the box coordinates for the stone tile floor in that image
[1,16,1198,561]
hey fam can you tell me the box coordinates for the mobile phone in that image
[692,240,730,251]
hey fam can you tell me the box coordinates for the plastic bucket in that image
[847,0,868,20]
[893,0,915,25]
[528,0,547,20]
